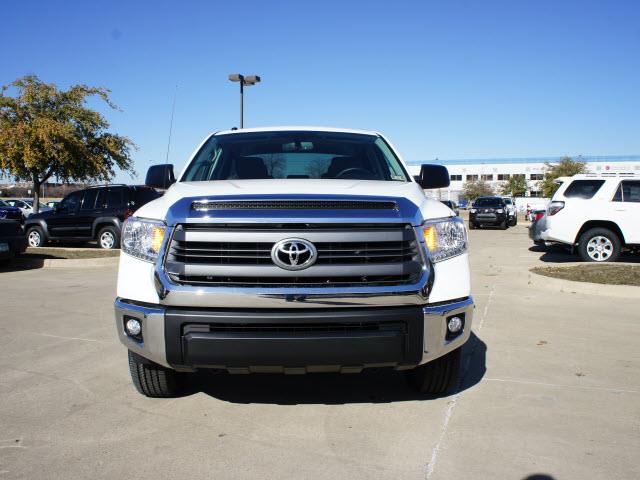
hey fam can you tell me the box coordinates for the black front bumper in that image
[164,307,425,371]
[470,212,507,225]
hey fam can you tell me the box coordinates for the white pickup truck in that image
[541,173,640,261]
[115,127,474,397]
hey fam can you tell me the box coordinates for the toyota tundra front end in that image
[115,127,474,397]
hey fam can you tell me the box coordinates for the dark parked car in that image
[24,185,162,249]
[0,199,24,222]
[440,200,459,216]
[469,196,509,230]
[0,219,27,263]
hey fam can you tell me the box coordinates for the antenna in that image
[165,84,178,163]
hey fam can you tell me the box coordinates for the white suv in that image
[541,173,640,262]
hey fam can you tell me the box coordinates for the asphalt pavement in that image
[0,223,638,479]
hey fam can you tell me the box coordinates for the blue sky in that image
[2,0,639,183]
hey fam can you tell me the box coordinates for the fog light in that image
[125,318,142,336]
[447,316,463,333]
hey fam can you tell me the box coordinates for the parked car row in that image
[25,184,162,249]
[0,185,162,263]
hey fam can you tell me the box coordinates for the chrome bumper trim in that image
[114,298,170,368]
[421,296,474,364]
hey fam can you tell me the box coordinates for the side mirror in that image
[145,164,176,189]
[416,164,450,189]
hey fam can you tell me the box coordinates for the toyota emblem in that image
[271,238,317,271]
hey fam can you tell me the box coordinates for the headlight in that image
[496,208,504,213]
[122,217,166,262]
[422,217,468,262]
[470,208,476,213]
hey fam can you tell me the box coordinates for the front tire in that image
[499,219,508,230]
[578,228,621,262]
[406,347,462,395]
[26,226,46,247]
[468,221,476,230]
[98,226,120,249]
[128,351,185,398]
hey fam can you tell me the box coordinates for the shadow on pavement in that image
[184,332,486,405]
[0,256,47,272]
[531,246,640,264]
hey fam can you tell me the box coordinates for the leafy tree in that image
[0,75,135,213]
[541,156,588,197]
[500,174,526,197]
[462,179,494,200]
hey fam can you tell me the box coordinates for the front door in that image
[612,180,640,244]
[46,191,82,238]
[75,188,102,238]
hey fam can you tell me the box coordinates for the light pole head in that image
[228,73,243,82]
[243,75,261,86]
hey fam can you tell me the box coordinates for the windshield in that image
[474,197,504,207]
[182,131,410,182]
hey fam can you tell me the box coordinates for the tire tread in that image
[406,347,462,395]
[128,351,183,398]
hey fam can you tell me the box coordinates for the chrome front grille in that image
[165,223,423,288]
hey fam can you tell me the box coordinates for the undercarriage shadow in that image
[182,332,486,405]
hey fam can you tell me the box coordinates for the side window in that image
[95,188,106,208]
[563,180,605,199]
[612,183,623,202]
[620,181,640,203]
[59,191,82,213]
[80,189,98,211]
[106,188,124,208]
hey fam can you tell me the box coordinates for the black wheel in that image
[26,226,46,247]
[509,215,517,226]
[98,226,120,249]
[578,228,621,262]
[406,347,462,395]
[468,221,476,230]
[128,351,185,398]
[499,219,508,230]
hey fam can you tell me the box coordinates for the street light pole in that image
[239,78,244,129]
[228,73,261,129]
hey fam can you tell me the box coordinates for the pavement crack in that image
[425,285,495,479]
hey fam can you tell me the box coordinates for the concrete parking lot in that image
[0,224,638,480]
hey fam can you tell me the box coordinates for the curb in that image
[528,269,640,298]
[13,256,119,269]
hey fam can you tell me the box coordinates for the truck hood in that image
[135,179,454,225]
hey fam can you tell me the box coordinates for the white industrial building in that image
[405,155,640,202]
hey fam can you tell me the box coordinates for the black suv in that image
[25,185,161,249]
[469,196,509,230]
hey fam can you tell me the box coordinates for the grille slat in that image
[192,200,397,211]
[166,223,423,287]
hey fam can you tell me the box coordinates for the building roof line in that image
[406,155,640,166]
